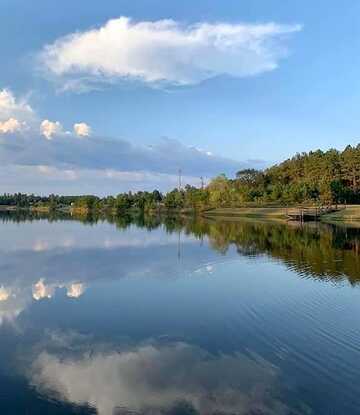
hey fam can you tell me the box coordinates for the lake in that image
[0,212,359,415]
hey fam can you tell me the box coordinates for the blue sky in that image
[1,0,360,194]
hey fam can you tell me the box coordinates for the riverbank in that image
[321,205,360,224]
[2,204,360,224]
[203,205,360,224]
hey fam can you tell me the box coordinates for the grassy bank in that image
[204,205,360,224]
[3,204,360,224]
[321,205,360,224]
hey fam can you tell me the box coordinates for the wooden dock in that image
[286,206,341,221]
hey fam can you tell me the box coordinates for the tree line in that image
[199,145,360,207]
[2,145,360,210]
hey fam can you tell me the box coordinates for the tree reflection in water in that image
[1,210,360,286]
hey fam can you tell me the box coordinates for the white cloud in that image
[40,119,63,139]
[0,117,25,134]
[0,286,10,302]
[74,122,91,137]
[0,90,18,114]
[0,89,34,134]
[67,283,85,298]
[40,16,302,89]
[32,278,54,300]
[37,165,54,175]
[0,89,92,140]
[0,89,34,119]
[36,165,78,180]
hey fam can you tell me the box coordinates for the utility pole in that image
[200,176,204,189]
[178,168,182,190]
[177,229,181,261]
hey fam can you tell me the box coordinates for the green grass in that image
[322,205,360,223]
[205,205,360,224]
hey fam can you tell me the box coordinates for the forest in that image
[1,145,360,211]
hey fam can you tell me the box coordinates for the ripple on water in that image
[211,259,360,412]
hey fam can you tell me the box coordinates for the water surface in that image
[0,212,359,415]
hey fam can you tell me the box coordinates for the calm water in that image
[0,212,359,415]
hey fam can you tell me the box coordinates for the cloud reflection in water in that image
[30,340,298,415]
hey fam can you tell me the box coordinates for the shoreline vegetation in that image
[1,202,360,229]
[2,200,360,224]
[3,145,360,223]
[1,210,360,286]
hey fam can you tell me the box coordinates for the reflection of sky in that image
[0,219,360,414]
[32,279,85,300]
[0,278,86,326]
[30,340,291,415]
[0,221,197,252]
[8,258,360,415]
[0,220,230,327]
[0,286,10,301]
